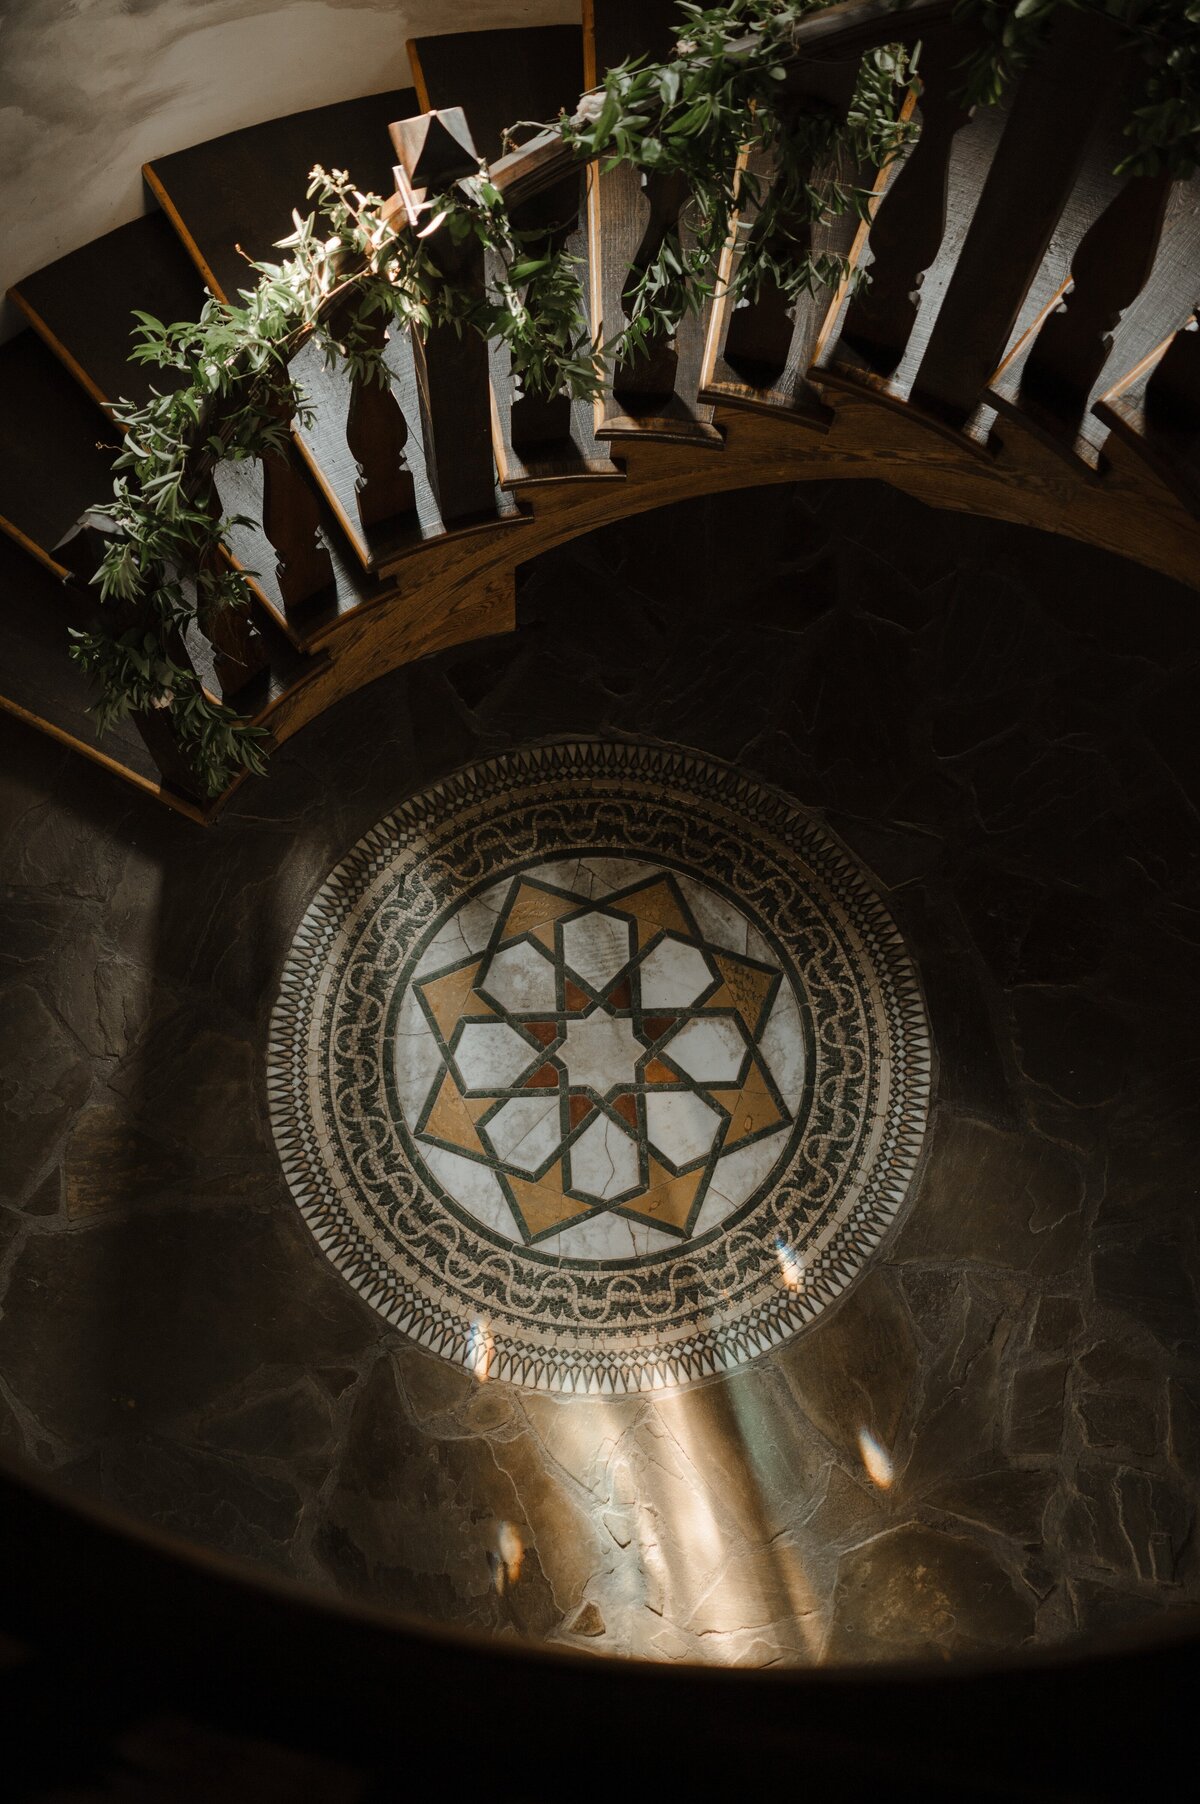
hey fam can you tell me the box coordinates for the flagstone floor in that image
[1,478,1197,1666]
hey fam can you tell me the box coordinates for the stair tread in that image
[0,532,164,788]
[409,25,582,163]
[145,89,419,303]
[0,333,117,567]
[10,213,206,410]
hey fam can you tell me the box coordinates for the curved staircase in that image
[2,0,1198,823]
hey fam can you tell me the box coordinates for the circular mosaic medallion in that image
[268,741,931,1393]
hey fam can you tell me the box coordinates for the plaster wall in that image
[0,0,577,338]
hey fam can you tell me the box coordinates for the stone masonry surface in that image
[0,479,1197,1666]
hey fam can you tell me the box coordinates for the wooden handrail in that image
[491,0,957,208]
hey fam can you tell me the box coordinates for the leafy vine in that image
[69,0,1199,802]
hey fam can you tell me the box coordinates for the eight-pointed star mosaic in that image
[411,871,793,1245]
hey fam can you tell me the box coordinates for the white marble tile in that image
[453,1021,539,1092]
[559,1011,642,1095]
[483,1094,563,1173]
[415,879,509,975]
[675,875,749,955]
[391,986,440,1123]
[691,1129,790,1236]
[581,857,660,898]
[418,1144,519,1239]
[744,925,772,964]
[637,936,714,1009]
[569,1113,640,1200]
[645,1089,721,1167]
[478,939,558,1014]
[526,857,590,897]
[539,1210,680,1261]
[561,910,633,995]
[662,1015,748,1084]
[758,982,806,1111]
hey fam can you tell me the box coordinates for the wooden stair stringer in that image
[266,400,1200,773]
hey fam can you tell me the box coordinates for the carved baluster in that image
[912,8,1124,426]
[392,109,497,527]
[615,169,692,407]
[195,484,271,700]
[838,26,975,375]
[1022,168,1175,419]
[259,411,336,615]
[723,60,864,390]
[339,305,417,531]
[509,181,578,453]
[54,511,210,802]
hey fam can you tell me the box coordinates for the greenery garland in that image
[69,0,1199,801]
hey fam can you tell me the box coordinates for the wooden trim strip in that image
[0,693,211,825]
[143,163,228,300]
[0,515,69,580]
[6,288,109,410]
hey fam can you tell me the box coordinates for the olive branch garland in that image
[70,0,1198,802]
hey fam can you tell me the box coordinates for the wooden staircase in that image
[3,0,1198,822]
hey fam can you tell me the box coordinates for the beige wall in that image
[0,0,577,337]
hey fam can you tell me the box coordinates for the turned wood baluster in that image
[339,306,417,531]
[838,26,975,375]
[54,511,210,802]
[1022,168,1175,418]
[259,416,336,615]
[391,109,498,527]
[615,169,692,406]
[723,62,863,389]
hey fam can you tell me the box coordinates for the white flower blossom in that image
[150,689,175,711]
[571,89,607,129]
